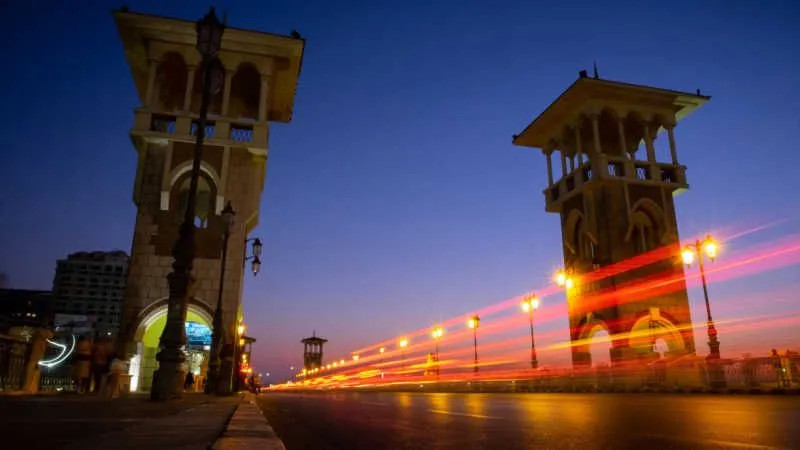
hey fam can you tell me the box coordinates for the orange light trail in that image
[287,226,800,389]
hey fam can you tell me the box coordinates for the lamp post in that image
[431,327,444,380]
[554,268,576,290]
[521,295,540,369]
[681,235,725,387]
[467,315,480,373]
[243,238,263,275]
[206,201,235,395]
[151,7,225,401]
[399,338,409,371]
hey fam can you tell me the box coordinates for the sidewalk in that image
[0,393,239,450]
[213,393,285,450]
[58,394,240,450]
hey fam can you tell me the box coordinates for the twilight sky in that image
[1,0,799,380]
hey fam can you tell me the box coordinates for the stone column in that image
[183,66,197,112]
[221,70,234,116]
[643,122,656,162]
[145,59,158,107]
[590,114,602,155]
[258,74,271,121]
[560,149,568,177]
[642,121,659,181]
[617,119,627,158]
[545,150,554,186]
[574,126,584,168]
[666,124,678,165]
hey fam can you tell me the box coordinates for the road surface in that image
[257,391,800,449]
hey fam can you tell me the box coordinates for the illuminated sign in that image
[185,322,211,349]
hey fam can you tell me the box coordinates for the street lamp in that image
[431,327,444,380]
[554,268,575,290]
[151,7,226,401]
[467,315,480,373]
[521,295,540,369]
[206,201,235,395]
[244,238,262,276]
[399,338,409,371]
[682,235,725,387]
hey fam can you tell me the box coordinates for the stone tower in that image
[513,70,708,367]
[302,333,327,371]
[113,9,305,391]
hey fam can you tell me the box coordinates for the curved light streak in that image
[38,335,77,368]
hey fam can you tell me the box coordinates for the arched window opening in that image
[228,64,261,120]
[155,52,188,112]
[589,329,611,368]
[173,174,216,229]
[190,67,224,116]
[633,222,656,254]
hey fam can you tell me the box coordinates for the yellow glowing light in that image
[239,338,245,346]
[339,359,345,365]
[399,339,409,348]
[333,362,338,367]
[353,354,360,361]
[379,347,385,354]
[431,327,444,339]
[703,237,718,260]
[555,270,567,287]
[237,324,246,336]
[521,296,540,312]
[467,315,480,329]
[326,364,331,369]
[565,278,575,290]
[681,247,695,266]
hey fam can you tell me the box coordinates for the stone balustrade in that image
[132,109,269,150]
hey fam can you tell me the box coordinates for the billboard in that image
[185,321,211,349]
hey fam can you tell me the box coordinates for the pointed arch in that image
[563,209,584,255]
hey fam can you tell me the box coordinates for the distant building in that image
[51,251,129,338]
[0,289,53,331]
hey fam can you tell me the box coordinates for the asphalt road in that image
[257,391,800,450]
[0,393,226,449]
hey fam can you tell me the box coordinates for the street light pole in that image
[682,235,725,388]
[151,7,225,401]
[468,315,480,373]
[681,236,721,359]
[521,296,540,369]
[696,247,721,359]
[206,202,234,395]
[431,327,443,382]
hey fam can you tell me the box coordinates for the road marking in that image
[360,401,389,406]
[642,434,791,450]
[428,409,499,420]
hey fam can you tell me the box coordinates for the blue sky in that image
[1,0,799,380]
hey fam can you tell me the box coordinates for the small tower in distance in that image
[513,69,709,368]
[302,332,327,371]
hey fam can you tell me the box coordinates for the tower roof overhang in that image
[512,77,710,150]
[113,9,305,123]
[301,336,328,344]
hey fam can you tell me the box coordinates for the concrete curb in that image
[212,394,285,450]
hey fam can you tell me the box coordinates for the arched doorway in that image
[627,310,686,358]
[575,316,612,368]
[129,301,213,392]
